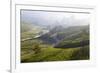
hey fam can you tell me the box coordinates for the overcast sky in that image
[21,10,90,26]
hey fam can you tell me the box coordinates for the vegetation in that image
[32,42,41,54]
[21,23,90,63]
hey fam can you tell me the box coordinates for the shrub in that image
[32,43,41,54]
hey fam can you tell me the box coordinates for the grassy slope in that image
[21,45,89,63]
[21,25,89,63]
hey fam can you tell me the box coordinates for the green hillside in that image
[21,24,90,63]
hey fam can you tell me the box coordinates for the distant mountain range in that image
[37,25,89,46]
[21,20,89,49]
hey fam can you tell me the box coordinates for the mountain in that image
[54,29,89,48]
[38,25,89,46]
[21,20,89,49]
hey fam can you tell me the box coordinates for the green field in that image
[21,45,89,63]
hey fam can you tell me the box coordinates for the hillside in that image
[54,27,89,48]
[21,24,90,63]
[38,25,89,45]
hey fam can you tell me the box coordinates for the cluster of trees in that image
[70,46,90,60]
[32,42,41,54]
[54,40,89,48]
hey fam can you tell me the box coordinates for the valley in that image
[21,23,90,63]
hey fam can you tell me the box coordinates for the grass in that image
[21,45,89,63]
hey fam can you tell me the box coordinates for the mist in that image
[21,10,90,27]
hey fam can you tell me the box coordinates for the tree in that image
[32,42,41,54]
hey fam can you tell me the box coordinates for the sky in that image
[21,10,90,27]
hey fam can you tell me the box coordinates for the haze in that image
[21,10,90,27]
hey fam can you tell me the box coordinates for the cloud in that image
[21,10,90,26]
